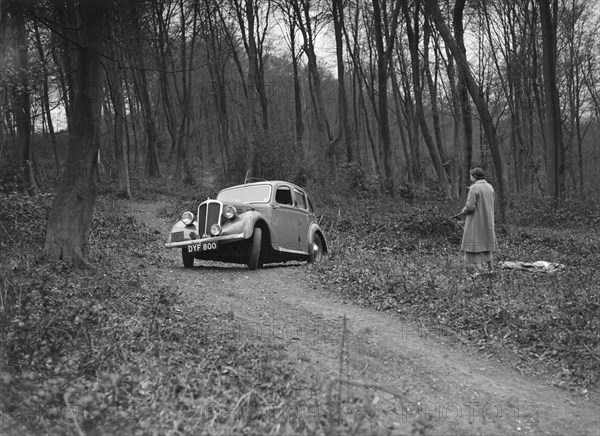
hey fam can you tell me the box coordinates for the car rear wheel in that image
[248,227,262,270]
[182,248,194,267]
[309,234,324,263]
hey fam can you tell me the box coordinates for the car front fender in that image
[239,211,270,238]
[167,220,197,244]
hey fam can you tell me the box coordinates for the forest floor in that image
[1,178,599,435]
[127,199,600,435]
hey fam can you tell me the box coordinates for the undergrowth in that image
[0,192,386,435]
[2,180,599,435]
[310,194,600,390]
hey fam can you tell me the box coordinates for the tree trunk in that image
[403,1,450,197]
[452,0,474,199]
[106,44,131,199]
[332,0,353,163]
[390,66,412,180]
[425,0,508,221]
[424,20,452,191]
[396,47,422,184]
[290,23,304,149]
[33,21,60,177]
[175,0,195,185]
[537,0,565,201]
[445,49,462,199]
[206,32,231,172]
[44,2,105,265]
[244,0,259,177]
[153,0,178,159]
[372,0,402,194]
[11,4,37,194]
[291,0,333,167]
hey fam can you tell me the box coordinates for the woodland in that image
[0,0,599,261]
[1,0,600,434]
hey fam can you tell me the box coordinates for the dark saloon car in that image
[165,181,327,269]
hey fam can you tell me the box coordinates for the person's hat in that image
[470,168,485,179]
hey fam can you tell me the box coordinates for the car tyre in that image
[182,247,194,267]
[248,227,262,270]
[309,234,324,263]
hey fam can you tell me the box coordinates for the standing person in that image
[457,168,497,274]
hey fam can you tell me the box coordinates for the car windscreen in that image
[217,185,272,204]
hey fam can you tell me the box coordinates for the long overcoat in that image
[461,180,497,253]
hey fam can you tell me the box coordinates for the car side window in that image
[294,189,307,209]
[275,186,293,205]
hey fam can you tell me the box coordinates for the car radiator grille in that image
[198,201,222,237]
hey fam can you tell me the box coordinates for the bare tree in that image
[44,1,107,265]
[129,6,161,178]
[288,0,333,162]
[205,0,233,172]
[275,0,305,149]
[6,1,37,193]
[332,0,353,163]
[537,0,565,202]
[424,0,508,220]
[372,0,402,193]
[33,20,60,177]
[105,34,131,198]
[402,0,450,197]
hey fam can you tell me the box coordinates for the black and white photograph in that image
[0,0,599,434]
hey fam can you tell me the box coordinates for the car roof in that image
[219,180,306,193]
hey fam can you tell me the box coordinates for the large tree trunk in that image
[537,0,565,202]
[44,2,105,265]
[372,0,402,194]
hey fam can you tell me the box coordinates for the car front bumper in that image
[164,233,246,249]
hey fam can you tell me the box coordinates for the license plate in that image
[188,242,218,253]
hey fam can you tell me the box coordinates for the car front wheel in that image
[182,247,194,267]
[309,234,324,263]
[248,227,262,270]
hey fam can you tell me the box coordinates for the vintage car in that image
[165,180,327,269]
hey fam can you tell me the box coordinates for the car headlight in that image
[210,223,222,236]
[223,205,237,220]
[181,211,194,225]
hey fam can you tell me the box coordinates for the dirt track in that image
[130,200,599,435]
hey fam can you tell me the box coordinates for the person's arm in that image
[461,186,478,215]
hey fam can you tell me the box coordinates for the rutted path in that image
[130,200,599,435]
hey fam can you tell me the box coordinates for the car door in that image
[293,187,310,252]
[271,184,304,253]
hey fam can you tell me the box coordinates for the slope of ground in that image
[130,199,600,435]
